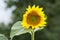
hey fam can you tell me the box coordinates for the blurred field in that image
[0,0,60,40]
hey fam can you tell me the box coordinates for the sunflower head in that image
[21,5,47,29]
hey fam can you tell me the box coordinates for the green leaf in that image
[34,27,44,32]
[10,21,31,40]
[0,34,8,40]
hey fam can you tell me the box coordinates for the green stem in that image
[31,30,34,40]
[10,38,12,40]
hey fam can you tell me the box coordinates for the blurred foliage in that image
[0,0,60,40]
[0,34,8,40]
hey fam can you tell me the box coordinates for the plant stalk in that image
[31,30,34,40]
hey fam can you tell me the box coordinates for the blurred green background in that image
[0,0,60,40]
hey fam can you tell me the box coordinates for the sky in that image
[0,0,16,25]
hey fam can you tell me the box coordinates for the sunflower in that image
[21,5,47,29]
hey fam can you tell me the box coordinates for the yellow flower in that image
[21,5,47,29]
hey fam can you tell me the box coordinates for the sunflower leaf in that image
[10,21,31,40]
[34,27,44,32]
[0,34,8,40]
